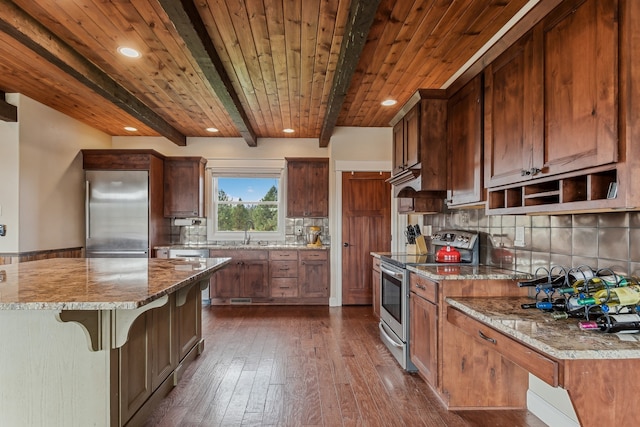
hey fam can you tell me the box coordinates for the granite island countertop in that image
[446,296,640,359]
[0,257,231,310]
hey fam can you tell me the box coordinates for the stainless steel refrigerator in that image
[85,170,150,258]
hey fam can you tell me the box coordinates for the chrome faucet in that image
[243,220,255,245]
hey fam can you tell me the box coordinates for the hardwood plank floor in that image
[144,306,547,427]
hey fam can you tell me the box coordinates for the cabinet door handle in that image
[415,283,426,290]
[478,330,497,345]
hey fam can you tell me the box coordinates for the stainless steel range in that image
[378,229,480,371]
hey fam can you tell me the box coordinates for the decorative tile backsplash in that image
[423,209,640,276]
[171,217,330,246]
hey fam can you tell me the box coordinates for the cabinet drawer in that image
[270,260,298,278]
[269,250,298,261]
[447,307,560,387]
[372,257,381,272]
[271,278,299,297]
[209,249,268,260]
[299,250,327,261]
[410,273,437,303]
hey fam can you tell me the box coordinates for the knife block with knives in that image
[406,224,428,255]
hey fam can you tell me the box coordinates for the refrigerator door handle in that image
[85,180,90,239]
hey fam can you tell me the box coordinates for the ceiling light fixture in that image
[117,46,141,58]
[206,127,219,133]
[283,128,295,134]
[381,99,397,106]
[124,126,138,132]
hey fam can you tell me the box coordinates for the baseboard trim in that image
[527,390,580,427]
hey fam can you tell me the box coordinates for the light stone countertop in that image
[407,264,531,281]
[158,244,329,250]
[0,257,231,310]
[446,296,640,359]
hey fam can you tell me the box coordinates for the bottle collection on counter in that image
[517,265,640,333]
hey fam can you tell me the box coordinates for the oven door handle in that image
[379,322,403,349]
[380,265,404,280]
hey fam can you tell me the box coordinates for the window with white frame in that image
[208,167,285,241]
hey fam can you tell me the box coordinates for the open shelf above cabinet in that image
[487,168,618,214]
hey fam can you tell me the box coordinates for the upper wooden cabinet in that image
[392,103,420,175]
[286,158,329,217]
[447,74,484,207]
[164,157,206,218]
[485,0,617,190]
[541,0,617,176]
[390,91,448,214]
[484,30,543,189]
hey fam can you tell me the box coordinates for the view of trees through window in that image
[216,177,279,232]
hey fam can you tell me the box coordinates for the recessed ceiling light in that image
[381,99,397,106]
[283,128,295,134]
[206,127,219,133]
[117,46,141,58]
[124,126,138,132]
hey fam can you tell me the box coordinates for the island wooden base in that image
[0,280,205,427]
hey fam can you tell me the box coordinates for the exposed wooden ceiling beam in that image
[0,0,186,145]
[0,91,17,122]
[319,0,381,147]
[158,0,257,147]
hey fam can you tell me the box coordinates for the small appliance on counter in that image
[306,226,322,247]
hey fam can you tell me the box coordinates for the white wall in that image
[112,135,329,158]
[2,94,111,253]
[0,95,20,252]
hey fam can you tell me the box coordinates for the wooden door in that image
[243,260,270,297]
[447,74,484,206]
[164,157,205,217]
[176,283,201,361]
[484,29,543,188]
[119,313,152,423]
[392,121,404,175]
[299,251,329,297]
[404,104,421,170]
[150,299,175,390]
[307,160,329,217]
[213,261,242,298]
[540,0,618,175]
[342,172,391,305]
[410,294,438,386]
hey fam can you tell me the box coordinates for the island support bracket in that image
[56,295,169,351]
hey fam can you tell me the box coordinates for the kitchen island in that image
[447,296,640,426]
[0,257,230,427]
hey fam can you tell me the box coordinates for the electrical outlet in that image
[295,226,303,236]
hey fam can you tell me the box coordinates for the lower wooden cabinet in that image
[299,250,329,298]
[410,292,438,387]
[209,249,329,304]
[209,250,269,299]
[372,257,381,319]
[270,250,299,297]
[117,282,203,426]
[407,272,531,408]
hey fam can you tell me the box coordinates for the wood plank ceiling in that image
[0,0,533,146]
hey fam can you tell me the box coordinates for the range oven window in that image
[381,268,402,324]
